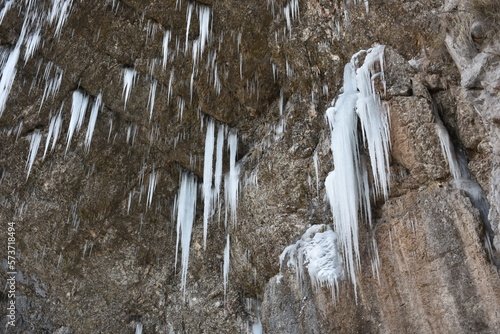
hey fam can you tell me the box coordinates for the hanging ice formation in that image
[175,172,197,296]
[26,130,42,179]
[85,92,102,151]
[162,30,172,69]
[43,108,63,159]
[0,37,22,118]
[280,225,344,300]
[146,165,158,209]
[223,233,230,298]
[122,67,137,111]
[148,79,157,121]
[324,44,390,295]
[202,118,215,248]
[66,90,90,153]
[224,132,240,225]
[214,125,225,212]
[283,0,299,37]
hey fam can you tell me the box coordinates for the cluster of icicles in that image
[281,45,391,300]
[174,118,239,298]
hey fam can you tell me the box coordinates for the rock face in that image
[0,0,499,333]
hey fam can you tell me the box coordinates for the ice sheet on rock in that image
[436,122,461,180]
[280,225,344,300]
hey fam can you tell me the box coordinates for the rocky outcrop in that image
[0,0,499,333]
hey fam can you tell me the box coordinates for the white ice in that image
[0,45,21,117]
[146,166,158,208]
[122,68,137,111]
[224,132,239,226]
[175,172,198,296]
[162,30,172,69]
[223,233,230,299]
[85,92,102,151]
[202,118,215,249]
[38,65,63,113]
[66,90,89,153]
[26,130,42,179]
[436,122,461,180]
[324,45,389,296]
[280,225,344,300]
[43,108,63,159]
[48,0,74,37]
[213,124,225,211]
[24,28,41,63]
[148,79,157,120]
[0,0,14,24]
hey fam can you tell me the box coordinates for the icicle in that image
[43,108,63,159]
[38,66,63,113]
[354,46,390,200]
[85,92,102,151]
[24,28,41,63]
[122,68,136,110]
[223,233,230,299]
[26,130,42,179]
[0,0,14,24]
[279,88,284,116]
[0,45,21,117]
[280,225,344,300]
[167,69,174,104]
[162,30,172,69]
[148,79,157,120]
[202,119,215,249]
[48,0,74,37]
[324,45,390,298]
[177,97,185,120]
[66,90,89,153]
[198,5,211,57]
[146,166,158,208]
[283,0,299,37]
[214,125,225,207]
[224,132,239,225]
[313,151,319,195]
[184,3,194,53]
[175,172,197,296]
